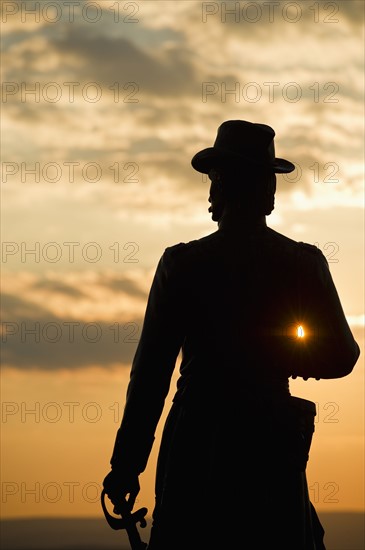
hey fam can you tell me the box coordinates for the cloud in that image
[2,1,362,204]
[2,269,150,317]
[48,28,198,97]
[331,0,364,26]
[96,274,147,299]
[29,271,149,301]
[1,292,142,370]
[31,279,88,298]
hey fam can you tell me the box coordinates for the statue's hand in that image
[102,469,140,514]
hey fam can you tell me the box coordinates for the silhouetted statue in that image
[103,120,360,549]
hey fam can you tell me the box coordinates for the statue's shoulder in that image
[267,228,324,257]
[298,241,322,255]
[164,231,219,258]
[297,241,328,269]
[164,242,187,255]
[164,240,196,259]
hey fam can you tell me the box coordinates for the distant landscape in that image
[1,513,364,550]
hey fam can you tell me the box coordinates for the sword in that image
[101,488,148,550]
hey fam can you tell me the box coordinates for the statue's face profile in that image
[208,168,225,222]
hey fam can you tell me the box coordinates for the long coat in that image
[111,223,360,549]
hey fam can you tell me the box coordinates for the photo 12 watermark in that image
[1,1,140,24]
[201,2,340,24]
[1,161,140,184]
[201,81,340,104]
[308,481,340,504]
[201,161,340,185]
[1,400,128,424]
[1,320,141,345]
[1,480,103,504]
[1,82,140,104]
[1,241,140,263]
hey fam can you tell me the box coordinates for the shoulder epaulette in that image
[298,241,322,255]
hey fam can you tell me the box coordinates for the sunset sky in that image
[1,0,364,527]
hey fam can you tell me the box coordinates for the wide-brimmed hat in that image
[191,120,295,174]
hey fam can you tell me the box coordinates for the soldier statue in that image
[103,120,360,549]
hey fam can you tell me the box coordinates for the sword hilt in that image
[101,489,148,549]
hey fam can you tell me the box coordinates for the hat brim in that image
[191,147,295,174]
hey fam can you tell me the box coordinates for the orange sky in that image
[1,0,364,521]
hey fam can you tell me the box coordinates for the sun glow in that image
[297,325,305,338]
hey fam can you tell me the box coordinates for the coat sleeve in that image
[290,243,360,379]
[110,246,186,474]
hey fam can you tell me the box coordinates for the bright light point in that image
[297,325,305,338]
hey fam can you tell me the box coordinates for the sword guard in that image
[101,488,148,531]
